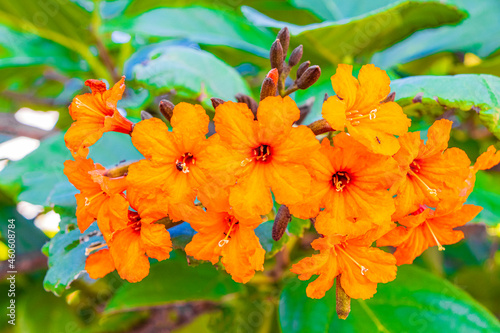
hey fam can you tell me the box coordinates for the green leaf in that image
[280,265,500,333]
[242,1,465,65]
[373,0,500,68]
[105,253,243,313]
[466,171,500,226]
[131,45,252,108]
[288,216,311,238]
[255,220,290,258]
[102,6,275,57]
[391,74,500,139]
[43,221,104,296]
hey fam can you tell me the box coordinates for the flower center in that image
[332,171,351,192]
[218,216,239,247]
[346,109,377,126]
[254,144,272,162]
[127,211,142,231]
[408,161,438,198]
[176,152,195,173]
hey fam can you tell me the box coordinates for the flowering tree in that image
[1,1,499,332]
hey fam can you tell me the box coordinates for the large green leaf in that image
[102,6,275,57]
[242,0,465,65]
[391,74,500,139]
[131,45,252,108]
[105,253,243,313]
[280,265,500,333]
[373,0,500,69]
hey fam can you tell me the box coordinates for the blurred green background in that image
[0,0,499,332]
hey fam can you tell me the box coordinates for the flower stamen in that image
[425,221,445,251]
[85,191,105,206]
[176,152,194,173]
[346,109,377,126]
[218,217,238,247]
[337,245,368,276]
[408,169,438,197]
[332,172,351,192]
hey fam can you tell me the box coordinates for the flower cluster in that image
[63,63,499,303]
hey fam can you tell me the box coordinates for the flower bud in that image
[381,92,396,103]
[236,93,258,115]
[140,110,153,120]
[266,68,279,86]
[260,77,277,101]
[288,45,303,67]
[296,65,321,90]
[277,27,290,60]
[270,39,284,73]
[159,99,175,122]
[211,97,225,109]
[296,61,310,79]
[336,277,351,320]
[272,205,291,241]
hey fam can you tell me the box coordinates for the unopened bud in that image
[336,277,351,320]
[296,65,321,90]
[381,92,396,103]
[296,61,310,79]
[140,110,153,120]
[159,99,175,122]
[211,97,225,109]
[270,39,284,73]
[260,77,277,101]
[236,93,258,115]
[266,68,279,86]
[277,27,290,60]
[272,205,291,241]
[288,45,303,67]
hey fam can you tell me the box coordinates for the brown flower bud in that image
[336,277,351,320]
[296,60,310,79]
[381,92,396,103]
[277,27,290,60]
[140,110,153,120]
[270,39,284,73]
[159,99,175,122]
[211,97,225,109]
[296,65,321,90]
[260,77,277,101]
[272,205,292,241]
[288,45,303,67]
[236,93,258,115]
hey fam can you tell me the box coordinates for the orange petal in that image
[268,161,311,206]
[110,227,150,283]
[419,119,452,158]
[257,96,299,142]
[330,64,358,109]
[85,249,115,279]
[322,96,347,131]
[474,145,500,171]
[96,194,128,242]
[214,101,258,151]
[131,118,179,161]
[140,222,172,261]
[352,64,391,112]
[272,125,320,165]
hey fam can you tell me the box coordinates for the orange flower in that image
[392,119,471,219]
[201,96,320,217]
[289,133,401,235]
[291,224,396,299]
[65,77,133,154]
[377,204,482,265]
[127,103,210,221]
[184,204,265,283]
[322,64,410,155]
[63,148,127,239]
[106,188,173,283]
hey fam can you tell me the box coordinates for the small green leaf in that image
[466,171,500,226]
[391,74,500,139]
[131,45,252,108]
[280,265,500,333]
[105,253,243,313]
